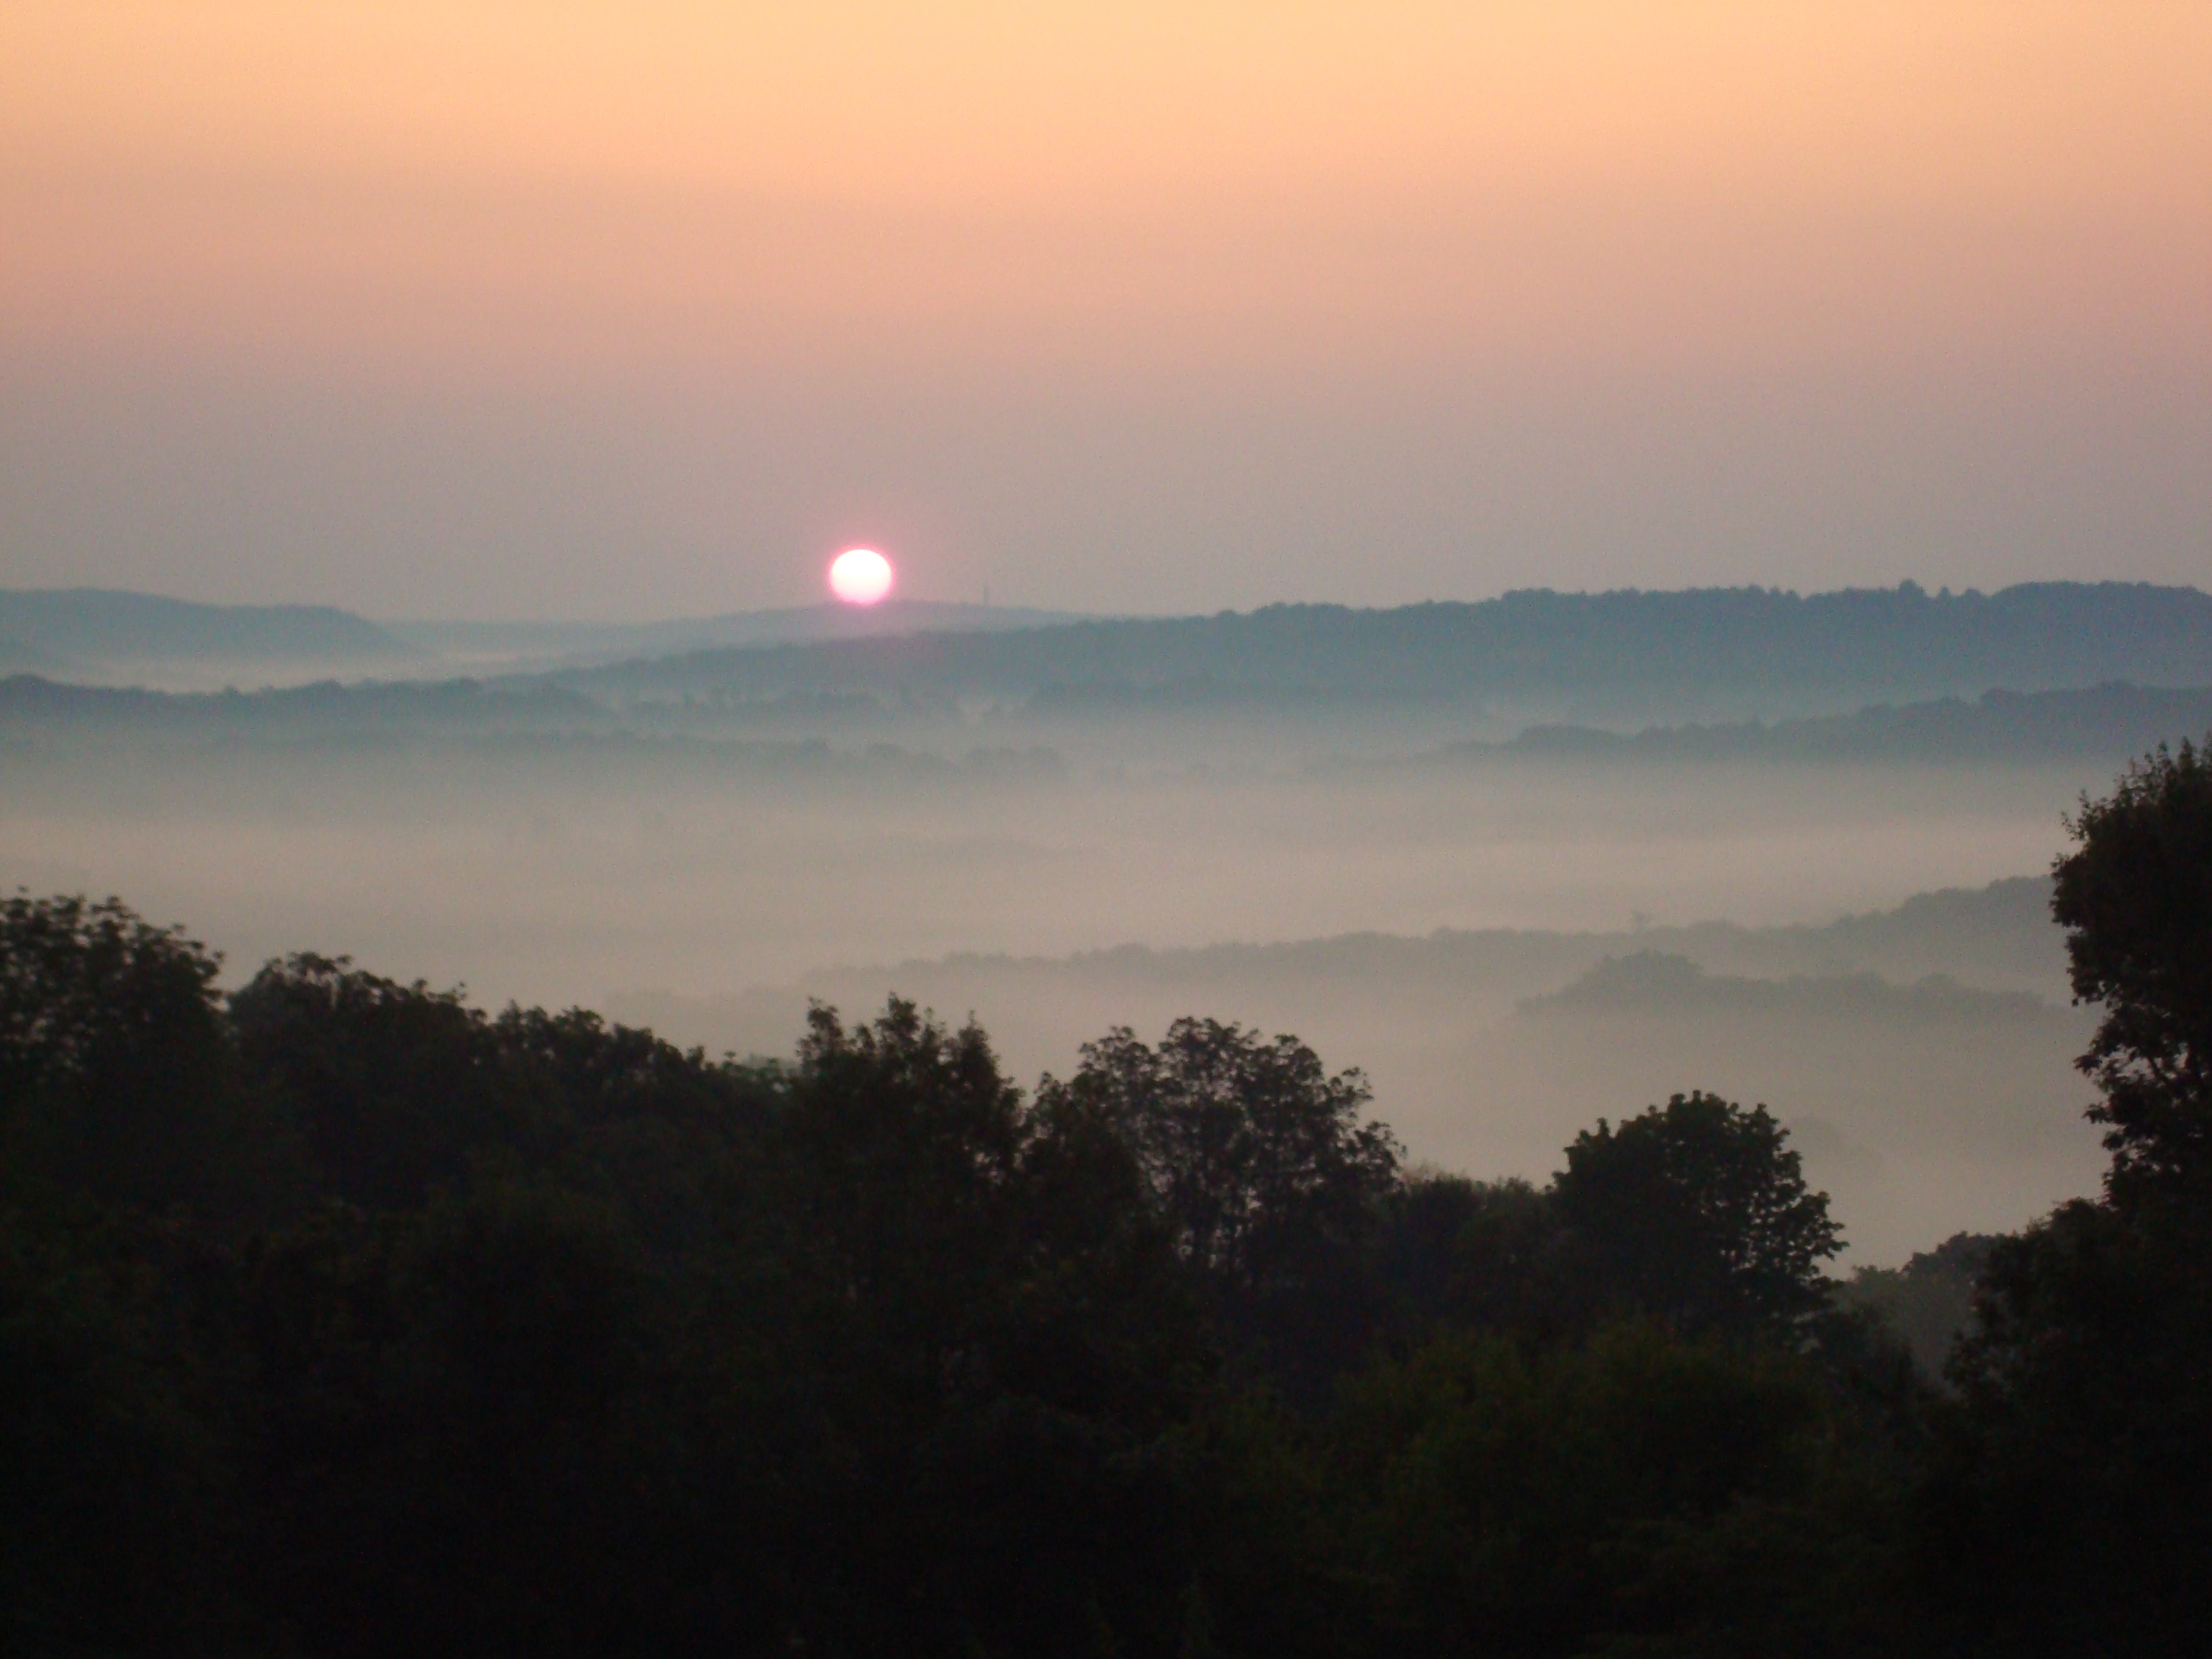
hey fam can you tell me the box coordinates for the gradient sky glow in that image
[4,3,2208,618]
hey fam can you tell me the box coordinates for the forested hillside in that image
[14,601,2212,757]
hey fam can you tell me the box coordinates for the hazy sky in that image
[4,3,2208,619]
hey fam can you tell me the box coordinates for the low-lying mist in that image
[610,877,2096,1267]
[1,712,2117,1262]
[3,731,2089,994]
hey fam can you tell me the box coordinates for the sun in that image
[828,547,895,606]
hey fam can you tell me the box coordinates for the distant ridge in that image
[389,599,1089,673]
[0,588,1087,688]
[0,673,598,730]
[560,583,2212,714]
[1463,683,2212,765]
[11,666,2212,775]
[17,583,2212,716]
[0,588,415,678]
[606,874,2072,1062]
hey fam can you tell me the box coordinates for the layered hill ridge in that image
[14,582,2212,716]
[567,582,2212,714]
[387,598,1087,673]
[11,665,2212,775]
[1462,683,2212,765]
[604,876,2093,1263]
[0,588,1085,688]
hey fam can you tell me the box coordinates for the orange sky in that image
[9,1,2206,374]
[1,3,2208,613]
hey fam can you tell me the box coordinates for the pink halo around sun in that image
[828,547,895,606]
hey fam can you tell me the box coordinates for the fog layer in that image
[3,711,2114,1262]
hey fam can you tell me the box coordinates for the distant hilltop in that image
[0,588,418,685]
[567,581,2212,719]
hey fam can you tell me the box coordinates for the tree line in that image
[6,745,2211,1655]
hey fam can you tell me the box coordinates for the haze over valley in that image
[11,7,2212,1647]
[6,580,2185,1260]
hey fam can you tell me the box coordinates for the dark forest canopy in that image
[1,900,1893,1657]
[4,745,2212,1655]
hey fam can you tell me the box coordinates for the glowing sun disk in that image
[829,547,894,605]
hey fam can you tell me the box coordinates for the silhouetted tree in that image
[1553,1092,1841,1338]
[1044,1020,1400,1280]
[0,892,278,1216]
[0,895,269,1652]
[764,1000,1209,1656]
[1040,1018,1401,1390]
[230,954,503,1211]
[2052,737,2212,1198]
[1929,742,2212,1656]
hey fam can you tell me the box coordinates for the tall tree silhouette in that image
[1936,742,2212,1657]
[2052,737,2212,1197]
[1552,1091,1841,1337]
[1040,1019,1400,1389]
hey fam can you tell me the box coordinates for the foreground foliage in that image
[4,742,2209,1654]
[1922,742,2212,1657]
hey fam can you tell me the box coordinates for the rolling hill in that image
[559,582,2212,721]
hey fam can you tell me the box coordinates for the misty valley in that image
[12,3,2209,1647]
[6,582,2212,1655]
[4,584,2182,1260]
